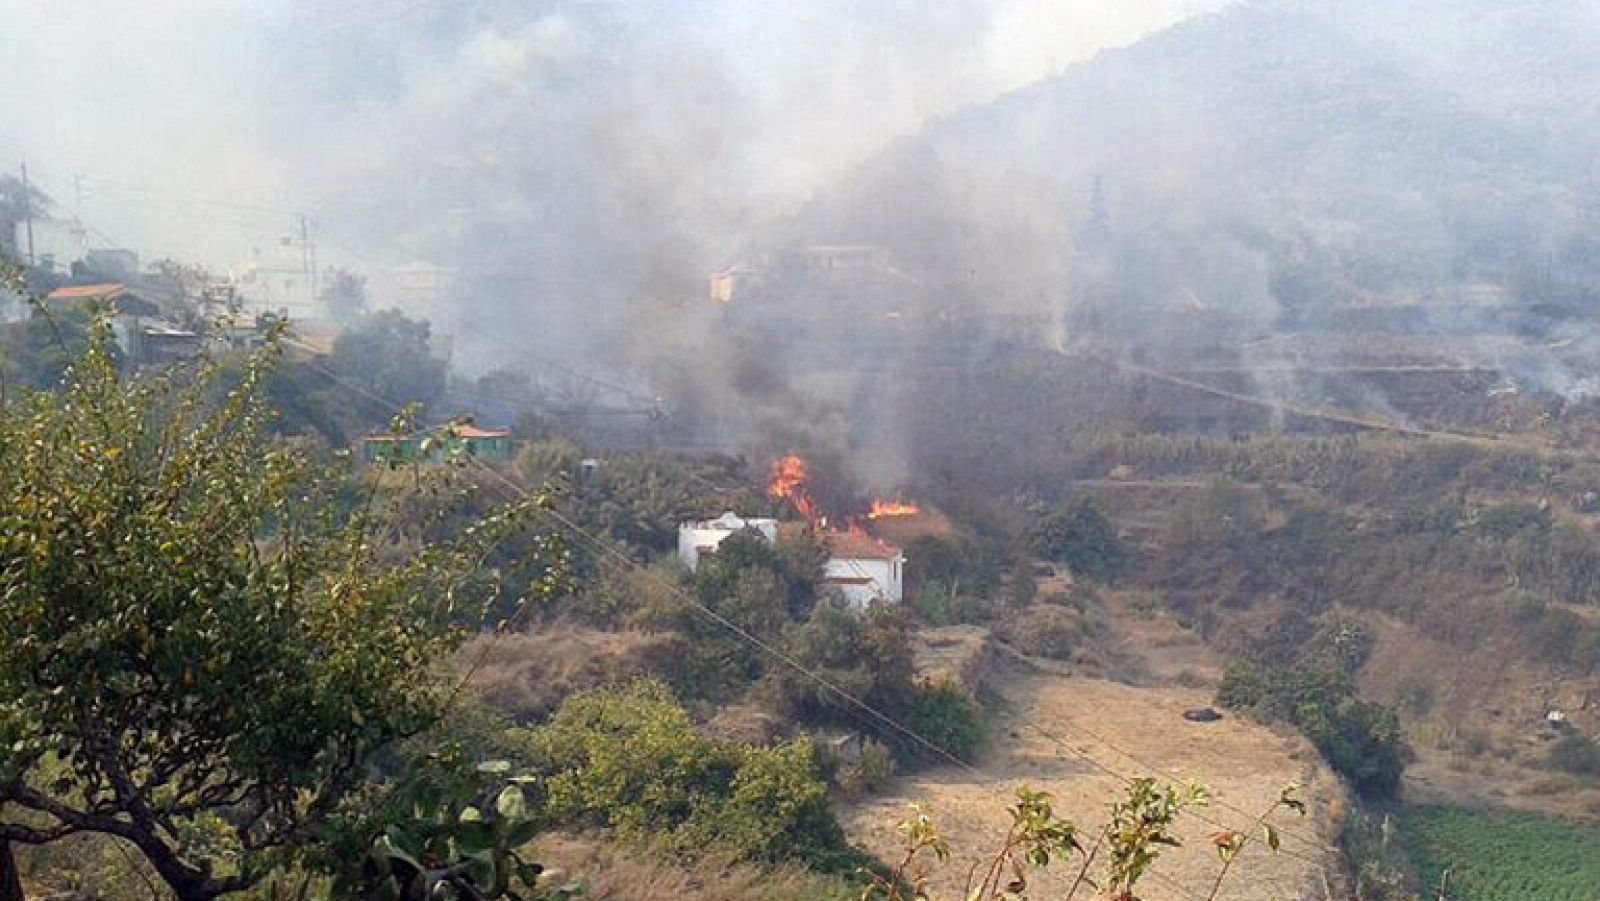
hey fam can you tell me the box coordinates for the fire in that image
[768,454,818,522]
[868,499,921,520]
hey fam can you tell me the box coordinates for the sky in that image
[0,0,1234,276]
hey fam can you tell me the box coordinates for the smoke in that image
[0,1,1226,311]
[0,0,1239,487]
[11,0,1594,487]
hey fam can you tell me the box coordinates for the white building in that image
[823,530,905,611]
[677,512,780,571]
[234,239,319,321]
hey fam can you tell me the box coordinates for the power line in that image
[292,328,1328,866]
[280,335,990,768]
[456,450,1222,901]
[278,328,1320,899]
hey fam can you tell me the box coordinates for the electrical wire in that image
[279,327,1323,899]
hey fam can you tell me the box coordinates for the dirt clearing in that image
[842,655,1344,900]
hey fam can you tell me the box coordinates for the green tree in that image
[0,313,551,899]
[329,309,447,410]
[1218,663,1407,798]
[1027,499,1131,583]
[529,681,853,869]
[0,301,97,391]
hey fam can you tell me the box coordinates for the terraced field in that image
[1402,805,1600,900]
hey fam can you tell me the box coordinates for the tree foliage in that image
[1026,499,1131,583]
[1218,663,1407,798]
[528,681,856,870]
[0,315,552,899]
[0,296,98,391]
[329,309,447,411]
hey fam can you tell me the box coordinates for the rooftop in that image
[452,424,511,439]
[47,283,125,301]
[684,511,778,531]
[826,529,902,561]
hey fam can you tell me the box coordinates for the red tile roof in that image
[47,283,125,301]
[825,529,902,561]
[452,425,510,439]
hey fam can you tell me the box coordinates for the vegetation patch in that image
[1401,805,1600,901]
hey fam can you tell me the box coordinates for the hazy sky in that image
[0,1,1233,273]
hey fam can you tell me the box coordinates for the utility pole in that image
[308,217,319,305]
[19,160,35,265]
[72,172,87,257]
[298,213,319,312]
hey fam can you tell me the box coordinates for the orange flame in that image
[768,454,818,522]
[867,499,921,520]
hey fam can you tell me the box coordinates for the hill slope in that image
[779,0,1600,352]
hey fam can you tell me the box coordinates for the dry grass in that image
[530,833,856,901]
[840,658,1343,901]
[460,624,686,722]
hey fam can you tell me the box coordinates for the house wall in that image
[362,434,513,465]
[824,555,903,611]
[463,435,513,460]
[676,517,779,571]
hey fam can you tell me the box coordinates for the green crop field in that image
[1400,805,1600,900]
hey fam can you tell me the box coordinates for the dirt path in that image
[841,653,1345,901]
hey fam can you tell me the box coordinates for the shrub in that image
[998,604,1088,661]
[835,739,897,799]
[905,534,1004,597]
[1547,732,1600,776]
[912,580,987,626]
[1026,499,1132,583]
[529,681,856,870]
[770,601,915,725]
[1120,589,1165,618]
[1219,663,1407,798]
[693,739,854,868]
[896,681,985,764]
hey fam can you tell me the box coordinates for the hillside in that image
[774,0,1600,354]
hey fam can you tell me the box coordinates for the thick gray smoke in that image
[0,1,1225,361]
[8,0,1597,482]
[0,0,1234,490]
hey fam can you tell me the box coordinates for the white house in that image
[233,240,319,321]
[823,529,905,611]
[677,512,780,571]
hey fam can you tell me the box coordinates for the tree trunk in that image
[0,840,26,901]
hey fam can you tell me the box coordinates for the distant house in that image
[677,511,780,571]
[212,312,280,352]
[45,283,199,366]
[823,529,905,611]
[45,283,159,317]
[234,241,319,321]
[138,324,203,366]
[360,423,514,465]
